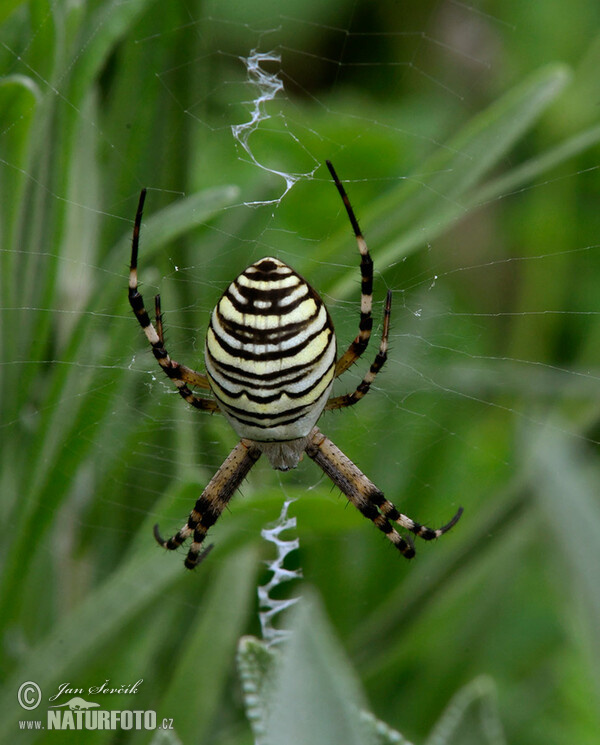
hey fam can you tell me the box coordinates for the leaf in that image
[425,676,506,745]
[528,425,600,692]
[0,184,239,625]
[0,543,184,740]
[239,590,376,745]
[325,64,572,298]
[471,123,600,207]
[238,598,416,745]
[158,545,259,744]
[0,0,26,26]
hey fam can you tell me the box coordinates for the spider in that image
[128,161,462,569]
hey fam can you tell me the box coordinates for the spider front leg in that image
[326,161,374,377]
[153,293,211,390]
[154,439,262,569]
[305,427,462,557]
[326,290,392,411]
[128,189,217,411]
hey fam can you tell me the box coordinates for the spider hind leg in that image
[153,523,214,568]
[375,496,463,540]
[305,427,461,559]
[153,439,261,569]
[153,522,190,551]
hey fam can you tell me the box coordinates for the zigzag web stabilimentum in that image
[231,49,320,206]
[257,493,302,646]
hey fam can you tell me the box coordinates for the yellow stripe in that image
[236,274,299,292]
[209,366,334,416]
[205,325,333,374]
[216,296,319,329]
[212,303,326,352]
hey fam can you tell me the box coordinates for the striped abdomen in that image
[205,257,336,442]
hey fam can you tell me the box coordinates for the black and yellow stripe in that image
[205,257,337,441]
[128,189,216,412]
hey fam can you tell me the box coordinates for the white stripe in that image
[228,282,248,305]
[217,295,319,330]
[214,383,334,442]
[212,304,327,353]
[209,366,334,416]
[206,325,333,375]
[143,325,160,345]
[279,284,309,307]
[206,335,336,398]
[237,274,300,292]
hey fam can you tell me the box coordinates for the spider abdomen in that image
[205,257,336,442]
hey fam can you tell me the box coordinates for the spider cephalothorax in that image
[128,161,462,569]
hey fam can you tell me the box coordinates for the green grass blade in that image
[471,123,600,207]
[529,426,600,695]
[105,185,241,273]
[0,73,41,419]
[326,64,571,299]
[0,186,239,627]
[157,546,259,744]
[425,676,506,745]
[0,544,184,741]
[65,0,158,107]
[0,74,40,258]
[259,591,374,745]
[0,0,27,26]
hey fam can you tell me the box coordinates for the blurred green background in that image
[1,1,599,743]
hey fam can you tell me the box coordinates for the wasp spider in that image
[128,162,462,569]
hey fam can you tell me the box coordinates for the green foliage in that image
[237,594,507,745]
[1,2,599,745]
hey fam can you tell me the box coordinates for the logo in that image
[16,680,174,733]
[49,697,100,711]
[18,682,42,711]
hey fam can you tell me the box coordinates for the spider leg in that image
[325,290,391,410]
[326,161,373,378]
[128,189,216,411]
[305,427,462,558]
[154,293,165,343]
[154,293,211,390]
[154,439,262,569]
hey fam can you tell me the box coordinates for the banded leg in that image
[326,161,373,377]
[154,439,262,568]
[154,293,211,389]
[128,189,217,411]
[326,290,392,410]
[305,427,462,558]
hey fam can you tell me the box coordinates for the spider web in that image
[1,0,600,741]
